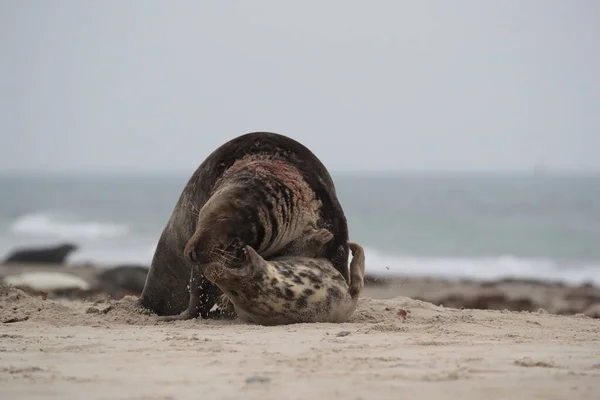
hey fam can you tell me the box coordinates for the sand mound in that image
[0,283,158,326]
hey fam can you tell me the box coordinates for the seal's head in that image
[183,184,255,267]
[201,245,266,306]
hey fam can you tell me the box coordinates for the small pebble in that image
[246,376,270,384]
[336,331,351,337]
[3,315,29,323]
[99,305,113,314]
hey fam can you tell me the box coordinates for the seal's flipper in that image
[241,245,267,277]
[162,293,236,321]
[347,241,365,299]
[140,235,194,316]
[157,308,193,322]
[157,265,218,321]
[281,228,334,257]
[308,228,335,249]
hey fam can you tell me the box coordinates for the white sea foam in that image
[68,244,157,266]
[9,212,129,240]
[360,246,600,285]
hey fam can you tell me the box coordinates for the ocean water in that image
[1,172,599,284]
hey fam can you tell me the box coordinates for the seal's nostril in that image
[186,249,198,263]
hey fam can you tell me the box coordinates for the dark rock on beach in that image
[2,243,78,265]
[0,262,149,302]
[97,264,149,300]
[362,274,600,318]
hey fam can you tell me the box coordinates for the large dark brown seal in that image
[140,132,349,319]
[201,239,365,326]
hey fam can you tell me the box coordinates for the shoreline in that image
[1,262,599,318]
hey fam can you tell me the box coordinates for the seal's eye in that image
[234,246,246,261]
[230,290,239,297]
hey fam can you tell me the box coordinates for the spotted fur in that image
[203,241,365,326]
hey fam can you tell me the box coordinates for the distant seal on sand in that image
[140,132,349,319]
[3,243,78,265]
[200,240,365,325]
[98,265,149,299]
[3,271,90,293]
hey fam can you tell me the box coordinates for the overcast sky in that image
[1,1,598,173]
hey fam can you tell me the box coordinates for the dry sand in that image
[1,284,599,400]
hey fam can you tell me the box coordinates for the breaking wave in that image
[9,212,129,240]
[362,246,600,285]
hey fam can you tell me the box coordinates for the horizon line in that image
[1,168,600,177]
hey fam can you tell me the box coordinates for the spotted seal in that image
[201,240,365,325]
[140,132,349,319]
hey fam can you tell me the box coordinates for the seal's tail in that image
[347,241,365,299]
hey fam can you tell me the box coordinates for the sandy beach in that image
[1,279,599,400]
